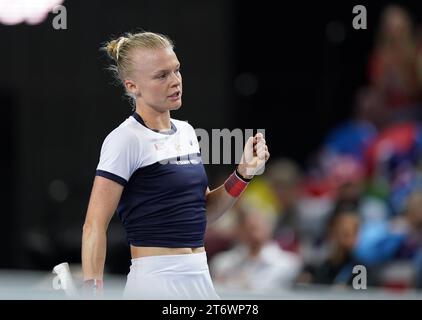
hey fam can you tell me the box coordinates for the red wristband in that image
[224,170,250,197]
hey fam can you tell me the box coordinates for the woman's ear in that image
[124,79,141,97]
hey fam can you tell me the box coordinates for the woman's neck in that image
[135,104,171,131]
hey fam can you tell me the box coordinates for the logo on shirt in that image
[159,153,202,165]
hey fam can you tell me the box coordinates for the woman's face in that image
[330,213,360,251]
[381,7,411,41]
[126,46,182,112]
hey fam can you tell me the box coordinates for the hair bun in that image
[106,37,125,61]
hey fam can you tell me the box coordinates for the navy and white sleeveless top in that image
[96,112,208,248]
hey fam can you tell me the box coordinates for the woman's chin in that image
[169,101,182,110]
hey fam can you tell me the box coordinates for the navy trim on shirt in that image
[96,170,127,186]
[132,112,177,135]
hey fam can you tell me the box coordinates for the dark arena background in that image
[1,0,422,302]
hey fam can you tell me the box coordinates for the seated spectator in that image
[298,209,361,287]
[209,209,302,291]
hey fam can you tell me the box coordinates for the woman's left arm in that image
[205,133,269,223]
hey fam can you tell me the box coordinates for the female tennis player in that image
[81,31,270,299]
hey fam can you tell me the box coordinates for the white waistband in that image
[130,252,209,275]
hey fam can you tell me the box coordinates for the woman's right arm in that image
[82,176,124,281]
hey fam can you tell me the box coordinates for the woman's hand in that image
[237,133,270,179]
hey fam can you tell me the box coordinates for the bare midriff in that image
[130,245,205,258]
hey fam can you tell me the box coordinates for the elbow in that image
[82,221,94,238]
[82,221,92,233]
[82,220,105,236]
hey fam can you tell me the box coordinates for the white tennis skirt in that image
[123,252,220,300]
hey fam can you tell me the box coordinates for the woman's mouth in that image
[168,91,181,100]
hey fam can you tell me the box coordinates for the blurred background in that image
[1,0,422,298]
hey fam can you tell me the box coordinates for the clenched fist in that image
[237,133,270,179]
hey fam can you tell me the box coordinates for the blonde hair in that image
[103,31,174,100]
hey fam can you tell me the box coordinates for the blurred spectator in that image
[305,153,390,226]
[401,191,422,261]
[209,209,302,291]
[416,26,422,93]
[365,121,422,215]
[204,172,279,261]
[355,190,422,289]
[330,155,390,222]
[298,209,361,287]
[369,5,422,121]
[266,158,303,252]
[297,154,387,285]
[322,87,380,159]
